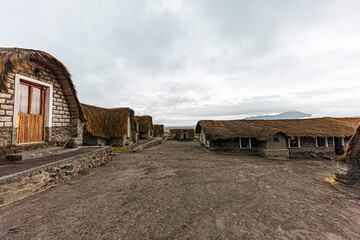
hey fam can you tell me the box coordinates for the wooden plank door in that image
[17,81,46,143]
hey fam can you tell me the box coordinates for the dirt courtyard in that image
[1,141,360,239]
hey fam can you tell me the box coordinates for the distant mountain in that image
[244,111,312,120]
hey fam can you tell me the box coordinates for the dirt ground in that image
[1,141,360,239]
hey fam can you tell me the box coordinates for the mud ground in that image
[0,141,360,239]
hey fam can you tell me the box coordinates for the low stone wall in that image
[132,137,163,152]
[256,148,289,160]
[0,146,112,206]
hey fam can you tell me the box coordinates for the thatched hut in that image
[153,124,164,137]
[334,123,360,180]
[196,118,360,159]
[81,104,136,146]
[135,116,153,139]
[170,129,195,141]
[341,123,360,165]
[0,48,84,155]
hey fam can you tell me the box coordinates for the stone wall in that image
[209,138,239,151]
[0,146,112,206]
[139,131,152,139]
[0,61,82,154]
[289,137,335,158]
[256,148,289,160]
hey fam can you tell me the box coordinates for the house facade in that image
[170,129,195,141]
[135,116,153,139]
[153,124,164,137]
[81,104,136,146]
[0,48,84,155]
[196,118,360,159]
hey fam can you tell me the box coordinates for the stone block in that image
[1,105,13,110]
[0,93,11,99]
[4,122,13,127]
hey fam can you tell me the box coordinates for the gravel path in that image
[0,141,359,239]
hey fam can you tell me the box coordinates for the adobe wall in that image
[0,61,82,154]
[266,134,287,149]
[252,135,289,159]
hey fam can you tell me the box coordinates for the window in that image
[19,84,30,113]
[31,86,42,114]
[289,137,300,148]
[273,136,279,142]
[19,81,44,115]
[240,137,251,149]
[316,137,327,148]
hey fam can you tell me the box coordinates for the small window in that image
[19,81,44,115]
[31,86,42,114]
[273,136,279,142]
[317,137,326,147]
[240,137,251,149]
[19,84,30,113]
[289,137,299,148]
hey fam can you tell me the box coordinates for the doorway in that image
[17,80,47,143]
[334,137,344,155]
[181,131,189,140]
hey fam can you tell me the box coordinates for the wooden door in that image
[17,81,47,143]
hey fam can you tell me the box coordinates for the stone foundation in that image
[256,148,289,160]
[0,146,112,206]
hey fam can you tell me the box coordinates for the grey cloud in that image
[1,0,359,126]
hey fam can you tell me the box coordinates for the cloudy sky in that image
[1,0,360,126]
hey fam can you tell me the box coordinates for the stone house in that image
[153,124,164,137]
[81,104,136,146]
[170,129,195,140]
[0,48,84,155]
[196,118,360,159]
[135,116,153,139]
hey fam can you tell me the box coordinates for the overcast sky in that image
[1,0,360,126]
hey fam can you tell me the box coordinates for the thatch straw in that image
[135,116,153,132]
[337,123,360,166]
[81,104,135,139]
[153,124,164,137]
[0,47,84,120]
[170,129,195,140]
[196,118,360,141]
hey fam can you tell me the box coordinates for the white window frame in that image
[200,129,206,144]
[13,74,53,128]
[127,117,131,139]
[240,137,251,149]
[316,137,328,148]
[288,137,301,148]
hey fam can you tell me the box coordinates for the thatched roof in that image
[153,124,164,137]
[338,123,360,166]
[170,129,195,140]
[81,104,135,139]
[135,116,153,132]
[196,118,360,141]
[0,47,84,120]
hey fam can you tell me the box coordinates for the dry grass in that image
[81,104,135,139]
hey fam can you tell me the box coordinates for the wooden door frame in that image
[12,74,53,145]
